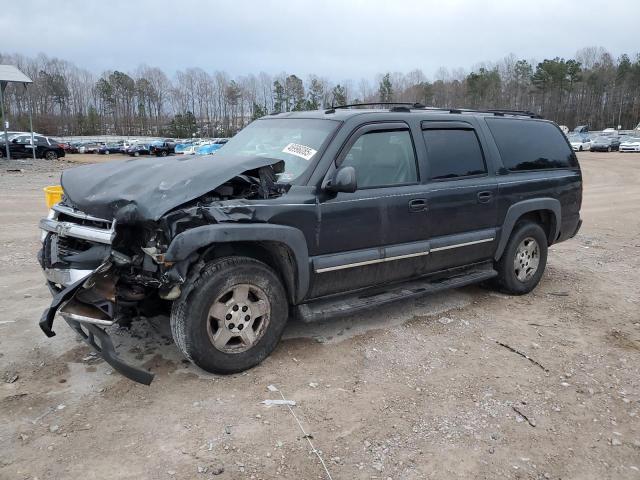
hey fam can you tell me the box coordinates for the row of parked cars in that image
[64,139,178,157]
[63,138,230,157]
[566,127,640,153]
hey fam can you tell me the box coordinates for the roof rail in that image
[321,103,542,118]
[325,102,425,114]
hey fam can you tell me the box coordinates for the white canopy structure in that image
[0,65,34,160]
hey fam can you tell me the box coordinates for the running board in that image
[294,266,497,323]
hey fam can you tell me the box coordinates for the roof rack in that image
[323,103,541,118]
[325,102,425,114]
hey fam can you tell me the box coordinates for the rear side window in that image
[486,119,576,171]
[422,129,487,180]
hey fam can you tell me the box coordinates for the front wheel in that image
[44,150,58,160]
[170,257,288,374]
[494,221,548,295]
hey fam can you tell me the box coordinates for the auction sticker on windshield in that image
[282,143,317,161]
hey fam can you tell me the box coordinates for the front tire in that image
[170,257,288,374]
[494,221,548,295]
[44,150,58,160]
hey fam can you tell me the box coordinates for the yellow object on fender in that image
[43,185,63,209]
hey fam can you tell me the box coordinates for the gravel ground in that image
[0,152,639,480]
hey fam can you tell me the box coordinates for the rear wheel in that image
[607,146,612,152]
[494,221,548,295]
[170,257,288,374]
[161,150,168,157]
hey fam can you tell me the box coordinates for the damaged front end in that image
[38,157,287,384]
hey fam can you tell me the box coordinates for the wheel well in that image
[516,210,556,245]
[200,241,297,304]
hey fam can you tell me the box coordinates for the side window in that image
[486,118,577,171]
[36,136,48,145]
[422,129,487,180]
[341,130,418,188]
[15,136,30,144]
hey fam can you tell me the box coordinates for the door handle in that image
[477,191,493,204]
[408,198,428,212]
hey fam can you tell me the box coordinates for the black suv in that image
[38,105,582,384]
[149,140,176,157]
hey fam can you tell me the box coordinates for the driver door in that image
[309,122,428,298]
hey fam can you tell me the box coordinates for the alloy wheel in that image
[206,283,271,353]
[513,237,540,282]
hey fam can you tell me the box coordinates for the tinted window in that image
[342,130,418,188]
[422,129,486,180]
[486,119,576,171]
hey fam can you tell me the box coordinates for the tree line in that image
[1,46,639,138]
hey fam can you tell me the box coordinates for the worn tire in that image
[170,256,288,374]
[494,221,548,295]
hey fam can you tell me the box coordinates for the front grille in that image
[57,235,94,257]
[56,212,112,230]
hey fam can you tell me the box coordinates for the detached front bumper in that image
[39,263,156,386]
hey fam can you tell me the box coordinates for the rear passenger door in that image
[420,121,498,273]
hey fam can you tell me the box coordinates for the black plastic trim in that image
[165,223,310,303]
[494,198,561,260]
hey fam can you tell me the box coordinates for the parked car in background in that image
[0,133,66,160]
[573,125,589,134]
[568,134,591,151]
[589,136,620,152]
[98,143,124,155]
[196,138,229,155]
[78,142,100,154]
[67,142,81,153]
[149,140,176,157]
[619,136,640,152]
[174,141,194,154]
[126,143,151,157]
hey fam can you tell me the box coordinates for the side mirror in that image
[325,166,357,193]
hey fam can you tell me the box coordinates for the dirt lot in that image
[1,152,639,480]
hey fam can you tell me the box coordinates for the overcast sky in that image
[2,0,639,80]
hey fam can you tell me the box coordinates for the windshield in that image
[220,118,339,182]
[593,137,609,143]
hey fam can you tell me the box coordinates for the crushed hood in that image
[61,154,282,222]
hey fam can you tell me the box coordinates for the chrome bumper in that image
[44,267,93,287]
[39,217,115,245]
